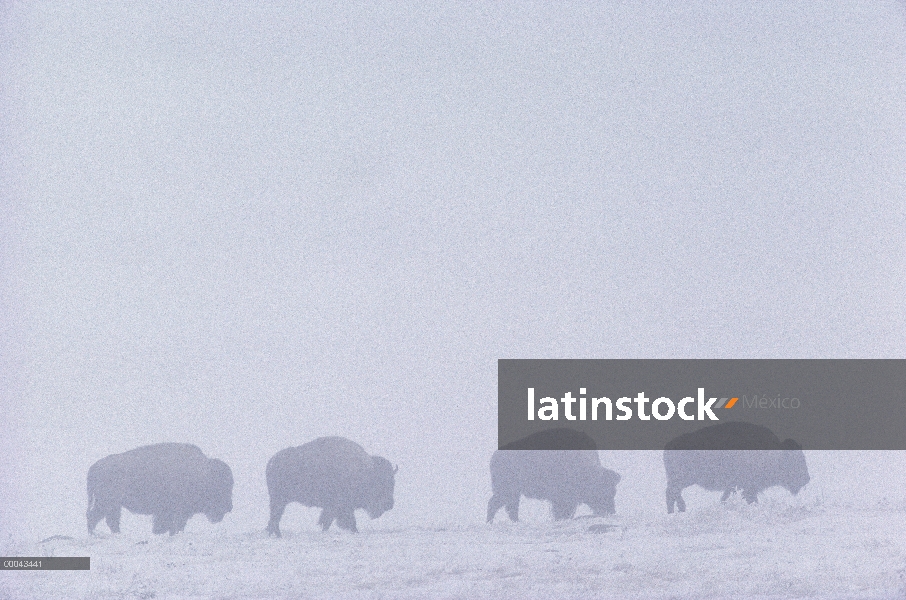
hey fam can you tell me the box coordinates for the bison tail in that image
[87,492,96,514]
[86,472,98,513]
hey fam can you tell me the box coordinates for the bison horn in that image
[393,464,399,474]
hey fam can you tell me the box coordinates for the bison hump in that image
[297,437,374,477]
[501,428,599,451]
[665,422,783,451]
[124,443,207,461]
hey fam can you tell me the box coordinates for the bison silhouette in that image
[266,436,396,536]
[487,428,621,522]
[664,421,810,513]
[87,443,234,535]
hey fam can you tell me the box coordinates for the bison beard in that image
[663,421,810,513]
[265,437,396,537]
[86,443,234,536]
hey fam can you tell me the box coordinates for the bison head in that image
[203,458,234,523]
[585,467,621,516]
[780,439,810,495]
[364,456,397,520]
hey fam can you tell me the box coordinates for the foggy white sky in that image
[2,1,905,540]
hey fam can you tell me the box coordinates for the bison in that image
[86,443,234,535]
[487,428,621,522]
[265,436,396,536]
[664,421,810,513]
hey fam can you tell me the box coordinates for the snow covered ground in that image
[4,498,906,600]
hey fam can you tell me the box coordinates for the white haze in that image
[2,1,906,596]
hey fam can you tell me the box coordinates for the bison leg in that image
[105,506,122,533]
[267,499,287,538]
[721,487,742,502]
[317,508,336,531]
[171,514,191,535]
[335,510,358,533]
[551,500,577,520]
[152,513,173,535]
[666,485,685,514]
[486,494,506,523]
[504,496,520,522]
[87,502,108,534]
